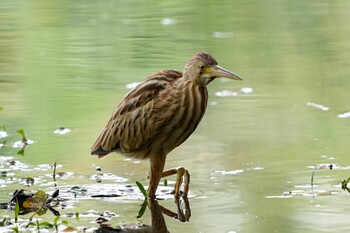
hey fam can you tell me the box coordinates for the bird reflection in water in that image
[94,197,191,233]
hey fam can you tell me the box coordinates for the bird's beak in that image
[206,65,243,80]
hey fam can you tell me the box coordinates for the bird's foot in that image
[162,166,190,197]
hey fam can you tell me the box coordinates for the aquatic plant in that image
[341,177,350,193]
[136,181,148,218]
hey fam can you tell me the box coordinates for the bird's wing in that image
[91,70,183,156]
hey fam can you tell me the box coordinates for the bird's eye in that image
[200,65,205,70]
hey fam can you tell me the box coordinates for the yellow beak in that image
[206,65,243,80]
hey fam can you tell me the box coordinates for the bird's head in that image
[183,52,242,85]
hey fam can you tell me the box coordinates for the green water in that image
[1,0,350,232]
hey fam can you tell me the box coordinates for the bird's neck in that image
[182,72,210,86]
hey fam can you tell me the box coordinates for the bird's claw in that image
[174,167,190,197]
[161,166,190,197]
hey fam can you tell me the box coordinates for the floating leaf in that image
[38,221,52,227]
[136,181,147,198]
[36,207,47,216]
[23,197,42,209]
[23,190,46,209]
[35,190,47,199]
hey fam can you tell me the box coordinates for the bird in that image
[91,52,242,198]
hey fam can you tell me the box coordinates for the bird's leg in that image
[148,155,166,199]
[162,166,190,197]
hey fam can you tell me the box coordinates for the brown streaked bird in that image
[91,52,242,198]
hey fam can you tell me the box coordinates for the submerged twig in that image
[53,162,57,184]
[311,166,316,193]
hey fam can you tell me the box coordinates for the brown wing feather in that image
[91,70,183,157]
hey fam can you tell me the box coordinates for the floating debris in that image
[63,210,118,220]
[126,82,140,89]
[266,189,336,199]
[8,160,30,171]
[13,129,34,148]
[308,164,338,170]
[216,90,238,97]
[12,139,34,148]
[214,170,244,175]
[160,18,177,26]
[45,171,75,179]
[306,102,329,111]
[240,87,253,94]
[53,127,71,135]
[0,131,7,139]
[338,111,350,118]
[212,31,234,38]
[215,87,253,97]
[34,163,63,171]
[22,177,35,186]
[0,189,62,216]
[89,173,128,182]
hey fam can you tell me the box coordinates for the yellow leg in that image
[162,166,190,197]
[148,155,166,199]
